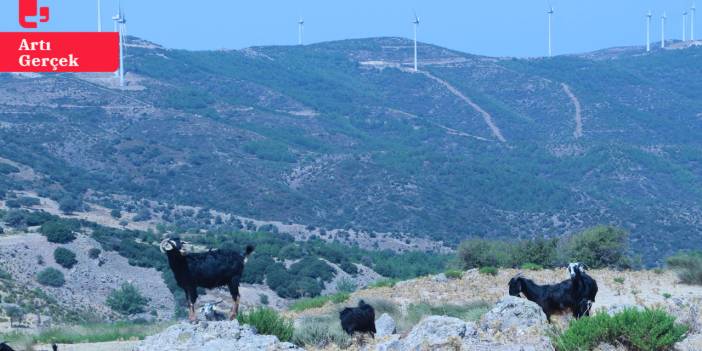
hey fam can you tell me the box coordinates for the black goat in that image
[52,345,58,351]
[508,273,589,321]
[160,238,254,321]
[568,262,598,317]
[0,343,14,351]
[340,300,376,338]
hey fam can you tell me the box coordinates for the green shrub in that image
[237,307,293,342]
[458,239,513,269]
[521,263,544,271]
[400,302,490,332]
[106,283,149,315]
[444,269,463,279]
[335,277,357,293]
[0,268,12,280]
[479,267,498,276]
[565,226,632,269]
[40,221,77,244]
[552,308,688,351]
[368,278,400,288]
[289,293,350,312]
[53,248,77,269]
[666,251,702,285]
[259,294,269,305]
[88,248,101,259]
[36,268,65,287]
[293,315,351,348]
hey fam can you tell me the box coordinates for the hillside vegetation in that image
[1,37,702,267]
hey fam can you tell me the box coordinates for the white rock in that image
[136,320,304,351]
[375,313,396,337]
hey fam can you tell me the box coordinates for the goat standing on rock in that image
[568,262,598,317]
[160,238,254,321]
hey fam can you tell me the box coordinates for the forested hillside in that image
[1,37,702,264]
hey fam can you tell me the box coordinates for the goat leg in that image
[230,295,240,320]
[188,303,197,322]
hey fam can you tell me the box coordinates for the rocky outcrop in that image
[136,321,303,351]
[375,313,396,337]
[373,297,554,351]
[376,316,476,351]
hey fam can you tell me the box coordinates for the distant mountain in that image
[2,37,702,264]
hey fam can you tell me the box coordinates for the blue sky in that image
[1,0,697,57]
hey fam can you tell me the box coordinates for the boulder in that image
[480,296,547,335]
[676,333,702,351]
[135,320,303,351]
[375,313,396,337]
[376,316,477,351]
[665,297,701,334]
[604,304,643,316]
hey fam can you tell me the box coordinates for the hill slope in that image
[1,37,702,264]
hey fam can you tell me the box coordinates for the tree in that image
[4,305,24,327]
[58,197,81,214]
[106,283,149,315]
[40,221,77,243]
[566,226,632,269]
[54,247,78,269]
[36,268,65,287]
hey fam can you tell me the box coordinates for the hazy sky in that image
[1,0,697,57]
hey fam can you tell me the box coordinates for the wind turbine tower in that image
[298,18,304,45]
[97,0,101,32]
[646,10,652,52]
[661,12,667,48]
[113,5,126,87]
[692,3,697,40]
[547,5,554,57]
[684,10,688,41]
[412,12,419,72]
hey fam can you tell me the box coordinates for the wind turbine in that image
[661,12,667,48]
[97,0,101,32]
[547,4,554,57]
[683,10,688,41]
[646,10,652,52]
[113,3,126,87]
[298,17,304,45]
[692,2,697,40]
[412,11,419,72]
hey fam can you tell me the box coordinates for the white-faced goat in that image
[508,269,594,321]
[340,300,376,338]
[160,238,254,321]
[568,262,598,317]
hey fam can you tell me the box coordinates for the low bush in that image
[36,268,65,287]
[368,278,400,288]
[479,266,498,276]
[666,251,702,285]
[289,293,350,312]
[400,302,490,332]
[521,263,544,271]
[552,308,687,351]
[237,307,293,342]
[335,277,357,293]
[444,269,463,279]
[292,315,351,348]
[88,248,101,259]
[106,283,149,315]
[53,248,77,269]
